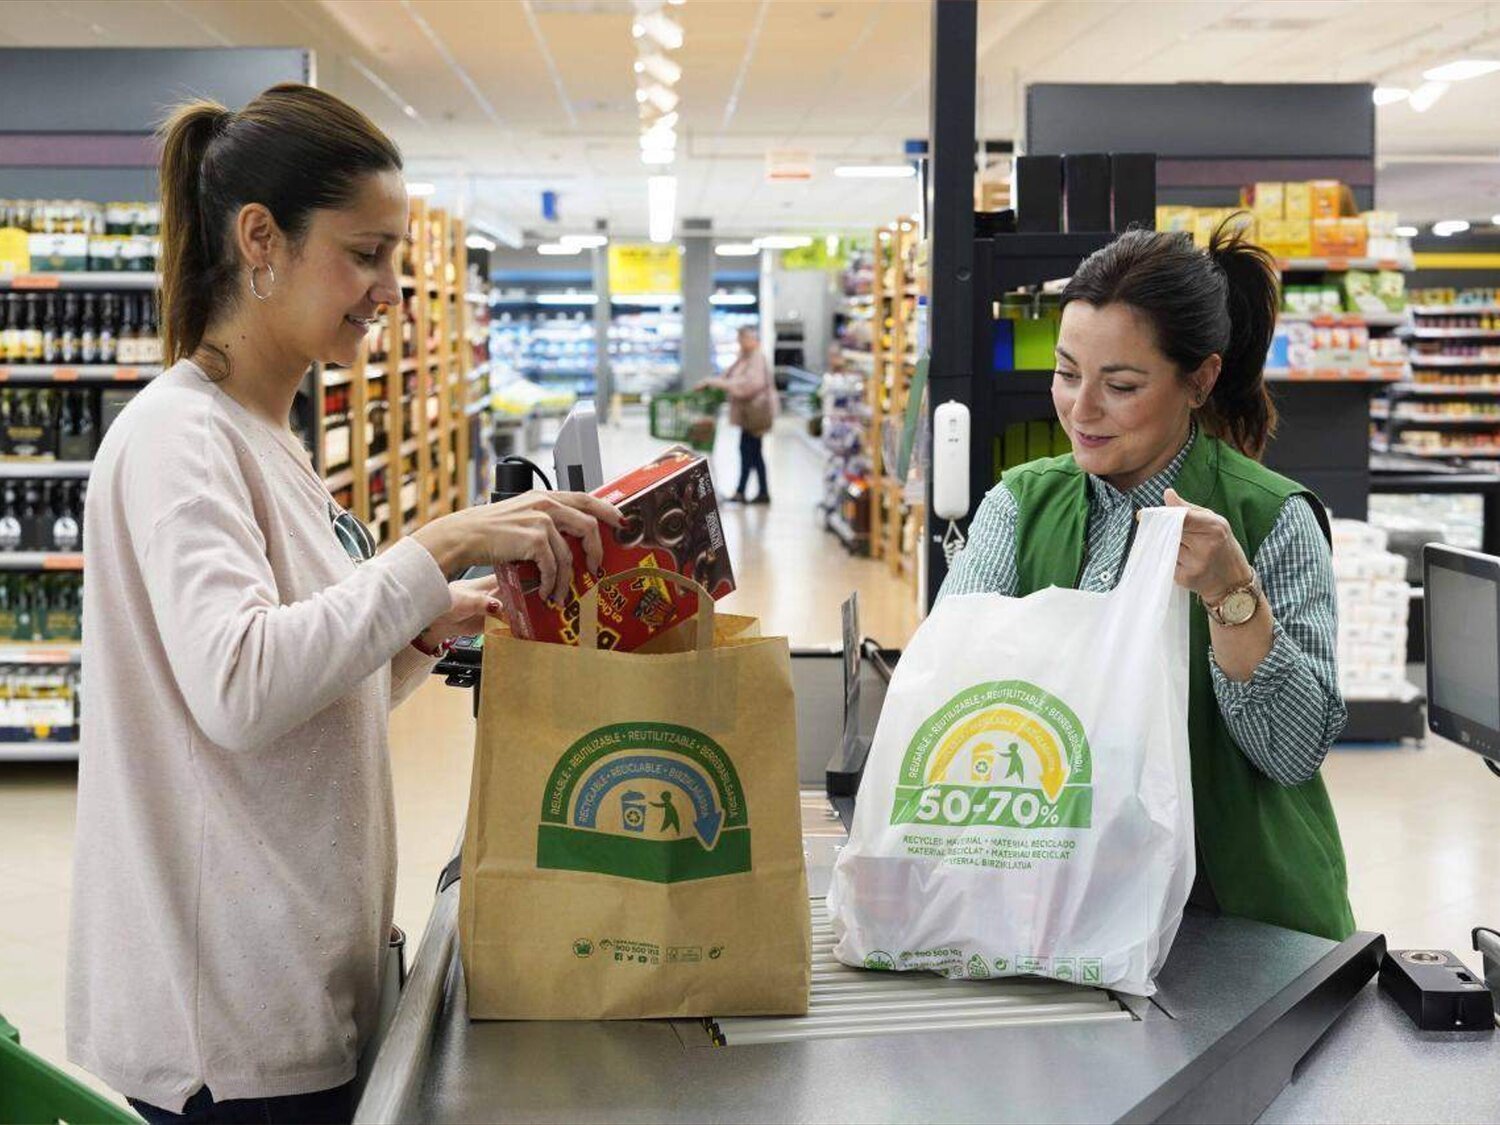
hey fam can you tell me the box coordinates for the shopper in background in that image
[706,324,778,504]
[942,221,1355,943]
[66,84,620,1125]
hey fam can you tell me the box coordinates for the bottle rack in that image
[868,217,924,589]
[315,200,472,548]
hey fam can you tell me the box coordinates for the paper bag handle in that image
[576,566,716,652]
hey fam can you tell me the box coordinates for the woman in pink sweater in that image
[66,84,619,1125]
[705,326,778,504]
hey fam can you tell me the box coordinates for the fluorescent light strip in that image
[536,293,599,306]
[833,164,916,179]
[648,175,677,244]
[756,235,813,250]
[1432,220,1470,237]
[560,234,608,249]
[1409,81,1450,112]
[710,292,757,306]
[1393,225,1419,238]
[537,242,583,255]
[715,243,760,257]
[1423,59,1500,83]
[465,234,497,251]
[1372,86,1410,106]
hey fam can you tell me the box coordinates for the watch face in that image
[1220,589,1258,625]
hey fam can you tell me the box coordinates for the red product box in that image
[494,446,735,650]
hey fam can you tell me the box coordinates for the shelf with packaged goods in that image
[1277,257,1414,273]
[324,466,354,492]
[0,272,160,290]
[1408,355,1500,368]
[1389,382,1500,398]
[0,365,159,383]
[0,642,81,665]
[1277,311,1407,328]
[1263,367,1405,383]
[1372,440,1500,459]
[0,552,83,571]
[1412,305,1500,316]
[0,461,89,478]
[1409,328,1500,340]
[0,740,81,761]
[1371,406,1500,426]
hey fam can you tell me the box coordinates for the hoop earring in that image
[249,263,275,301]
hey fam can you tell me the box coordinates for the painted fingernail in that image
[486,598,502,614]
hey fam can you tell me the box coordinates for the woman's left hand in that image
[419,573,502,649]
[1162,488,1255,602]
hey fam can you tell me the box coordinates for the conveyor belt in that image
[707,899,1130,1046]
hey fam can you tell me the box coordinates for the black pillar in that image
[923,0,977,606]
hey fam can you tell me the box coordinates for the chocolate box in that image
[494,446,735,651]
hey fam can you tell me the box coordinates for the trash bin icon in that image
[971,743,994,783]
[620,790,648,833]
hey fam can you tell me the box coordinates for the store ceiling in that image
[1,0,1499,241]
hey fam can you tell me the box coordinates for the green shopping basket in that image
[648,388,724,452]
[1,1012,139,1124]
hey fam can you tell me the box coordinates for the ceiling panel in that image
[0,0,1498,234]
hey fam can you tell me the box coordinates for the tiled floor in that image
[2,408,1498,1109]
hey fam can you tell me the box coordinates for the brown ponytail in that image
[156,84,403,368]
[1061,215,1281,459]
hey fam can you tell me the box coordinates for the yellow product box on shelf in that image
[1243,182,1285,220]
[1284,182,1312,221]
[1309,180,1345,220]
[1310,218,1368,259]
[1155,206,1196,234]
[1259,219,1312,259]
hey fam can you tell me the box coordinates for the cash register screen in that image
[1424,544,1500,756]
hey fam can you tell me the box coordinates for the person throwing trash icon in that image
[650,791,682,835]
[1002,742,1026,783]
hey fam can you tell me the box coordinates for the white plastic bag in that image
[827,507,1194,996]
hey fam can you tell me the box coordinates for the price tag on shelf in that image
[1326,258,1350,272]
[0,369,10,382]
[12,275,61,290]
[53,368,79,382]
[115,367,141,381]
[42,555,84,570]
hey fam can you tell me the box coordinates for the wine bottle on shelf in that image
[117,295,138,366]
[22,294,42,363]
[98,294,117,365]
[0,485,19,552]
[40,296,59,365]
[59,294,80,365]
[80,294,98,364]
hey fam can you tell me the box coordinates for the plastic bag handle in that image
[1115,506,1188,613]
[576,566,715,652]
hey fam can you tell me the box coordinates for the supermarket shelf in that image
[1373,409,1500,427]
[0,461,90,478]
[465,399,486,417]
[324,467,354,492]
[1412,304,1500,316]
[1409,328,1500,340]
[1389,382,1500,398]
[0,364,159,383]
[0,642,81,665]
[465,291,488,306]
[1278,311,1407,327]
[0,271,160,290]
[1277,256,1414,272]
[323,367,354,388]
[1409,355,1500,368]
[1372,441,1500,460]
[1263,367,1404,383]
[367,452,389,472]
[826,512,867,553]
[401,439,419,458]
[401,360,418,375]
[399,275,418,288]
[0,740,80,761]
[0,552,83,570]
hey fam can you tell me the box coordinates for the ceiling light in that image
[638,83,679,115]
[537,242,583,255]
[1409,81,1450,112]
[1372,87,1410,106]
[465,234,497,251]
[833,164,917,179]
[641,149,675,166]
[1394,225,1419,238]
[636,11,684,50]
[638,53,682,85]
[640,124,676,150]
[1492,214,1500,226]
[716,243,760,256]
[402,104,420,119]
[648,175,677,244]
[632,21,645,37]
[406,181,437,197]
[1423,59,1500,83]
[1432,220,1471,237]
[560,234,608,249]
[536,292,599,306]
[755,235,814,250]
[710,292,756,306]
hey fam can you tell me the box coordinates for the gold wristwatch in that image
[1203,571,1261,627]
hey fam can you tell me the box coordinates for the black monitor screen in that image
[1429,564,1500,731]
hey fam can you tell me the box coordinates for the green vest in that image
[1002,434,1356,941]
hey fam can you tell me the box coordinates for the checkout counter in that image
[357,574,1500,1123]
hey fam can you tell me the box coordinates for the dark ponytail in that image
[1061,216,1281,459]
[156,84,403,369]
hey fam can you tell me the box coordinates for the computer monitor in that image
[1423,543,1500,764]
[553,400,603,493]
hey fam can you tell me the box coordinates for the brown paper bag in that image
[459,568,811,1019]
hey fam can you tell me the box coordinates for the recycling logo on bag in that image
[890,681,1093,830]
[537,722,751,883]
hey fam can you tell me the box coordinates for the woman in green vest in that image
[942,221,1355,942]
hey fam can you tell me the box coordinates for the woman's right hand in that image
[412,492,624,605]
